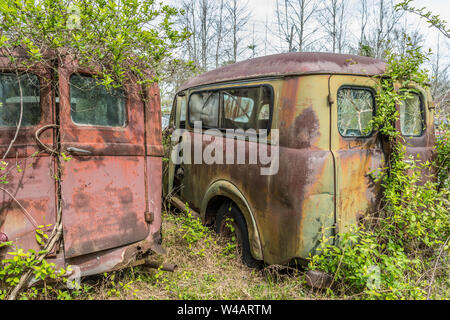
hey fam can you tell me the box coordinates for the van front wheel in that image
[215,202,262,269]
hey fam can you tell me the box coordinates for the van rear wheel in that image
[215,202,261,269]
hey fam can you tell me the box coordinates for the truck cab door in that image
[0,65,57,256]
[58,58,149,259]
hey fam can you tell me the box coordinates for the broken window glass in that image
[0,73,40,127]
[400,92,423,137]
[70,75,126,127]
[337,87,374,137]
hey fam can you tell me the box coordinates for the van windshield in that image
[0,73,40,127]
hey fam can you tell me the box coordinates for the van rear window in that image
[337,87,374,137]
[400,92,424,137]
[70,75,126,127]
[0,73,40,127]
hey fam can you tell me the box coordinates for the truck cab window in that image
[0,73,40,127]
[70,75,126,127]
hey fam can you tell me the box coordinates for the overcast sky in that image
[166,0,450,71]
[245,0,450,59]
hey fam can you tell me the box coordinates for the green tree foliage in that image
[0,0,188,300]
[0,0,189,87]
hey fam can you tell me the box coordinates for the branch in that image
[395,1,450,39]
[2,71,24,160]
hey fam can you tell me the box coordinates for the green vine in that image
[309,41,450,300]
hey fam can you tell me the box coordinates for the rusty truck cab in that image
[165,52,435,266]
[0,50,163,277]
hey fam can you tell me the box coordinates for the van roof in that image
[178,52,386,92]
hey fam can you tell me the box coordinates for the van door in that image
[329,76,385,232]
[0,66,57,254]
[58,60,149,258]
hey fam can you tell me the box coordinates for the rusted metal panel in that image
[60,157,149,258]
[179,52,386,92]
[145,82,164,157]
[146,156,163,240]
[0,51,163,277]
[0,157,57,256]
[0,57,58,260]
[173,77,337,264]
[57,56,153,259]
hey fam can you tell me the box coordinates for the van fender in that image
[201,180,263,261]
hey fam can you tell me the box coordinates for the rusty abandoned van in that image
[165,52,435,267]
[0,50,164,278]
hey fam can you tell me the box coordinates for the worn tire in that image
[215,202,262,269]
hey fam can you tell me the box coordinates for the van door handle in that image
[66,147,92,155]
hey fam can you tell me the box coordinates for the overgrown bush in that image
[0,241,77,300]
[309,42,450,300]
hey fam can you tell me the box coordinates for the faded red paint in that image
[0,52,163,277]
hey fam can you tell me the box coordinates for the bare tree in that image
[214,0,228,68]
[225,0,251,63]
[359,0,369,48]
[292,0,320,52]
[318,0,347,53]
[275,0,319,52]
[431,35,450,120]
[179,0,217,71]
[371,0,404,58]
[199,0,216,70]
[180,0,199,66]
[275,0,296,52]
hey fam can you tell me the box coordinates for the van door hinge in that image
[328,95,335,106]
[144,211,154,224]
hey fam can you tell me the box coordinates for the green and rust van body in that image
[165,52,435,265]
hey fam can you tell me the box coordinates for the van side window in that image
[188,85,273,131]
[189,91,219,128]
[400,92,424,137]
[222,86,272,131]
[222,88,256,130]
[337,87,374,137]
[70,75,126,127]
[0,73,40,127]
